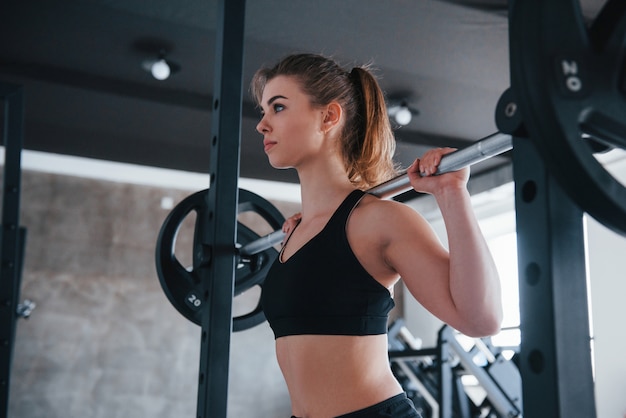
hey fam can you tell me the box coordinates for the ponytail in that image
[344,67,398,189]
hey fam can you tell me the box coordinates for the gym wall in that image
[7,169,299,417]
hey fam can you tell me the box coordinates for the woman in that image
[252,53,502,418]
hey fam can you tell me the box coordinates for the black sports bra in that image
[261,190,395,339]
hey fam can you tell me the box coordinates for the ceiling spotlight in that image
[151,58,170,80]
[141,51,179,81]
[387,101,418,126]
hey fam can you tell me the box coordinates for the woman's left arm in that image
[430,180,503,336]
[386,148,503,337]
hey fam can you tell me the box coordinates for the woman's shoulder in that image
[357,192,420,215]
[353,193,430,236]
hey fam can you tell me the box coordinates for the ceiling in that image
[0,0,606,189]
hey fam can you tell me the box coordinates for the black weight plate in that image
[155,188,284,330]
[234,188,284,299]
[155,189,206,325]
[510,0,626,236]
[236,223,278,294]
[232,189,283,331]
[237,188,285,234]
[232,282,267,332]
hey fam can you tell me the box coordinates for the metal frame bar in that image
[394,360,440,417]
[512,136,596,417]
[0,82,25,418]
[388,320,440,416]
[439,326,521,417]
[370,132,512,199]
[195,1,246,417]
[437,330,454,418]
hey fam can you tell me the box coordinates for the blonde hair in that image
[251,53,398,189]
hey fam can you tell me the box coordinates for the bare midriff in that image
[276,333,403,418]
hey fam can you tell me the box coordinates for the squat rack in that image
[199,0,599,416]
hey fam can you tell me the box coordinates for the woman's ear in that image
[322,101,342,134]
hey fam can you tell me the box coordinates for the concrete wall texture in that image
[7,170,301,418]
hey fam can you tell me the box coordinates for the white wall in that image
[587,217,626,418]
[586,148,626,418]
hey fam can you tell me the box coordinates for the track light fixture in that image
[151,58,170,80]
[387,100,419,127]
[141,50,179,81]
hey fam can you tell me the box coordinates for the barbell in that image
[239,131,514,257]
[156,0,626,331]
[155,132,516,331]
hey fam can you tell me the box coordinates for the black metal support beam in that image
[437,330,453,418]
[512,136,596,417]
[0,82,26,418]
[195,0,246,417]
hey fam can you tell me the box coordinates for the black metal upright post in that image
[195,0,246,417]
[512,136,596,417]
[437,330,452,418]
[0,83,26,418]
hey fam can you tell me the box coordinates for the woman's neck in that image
[296,158,355,221]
